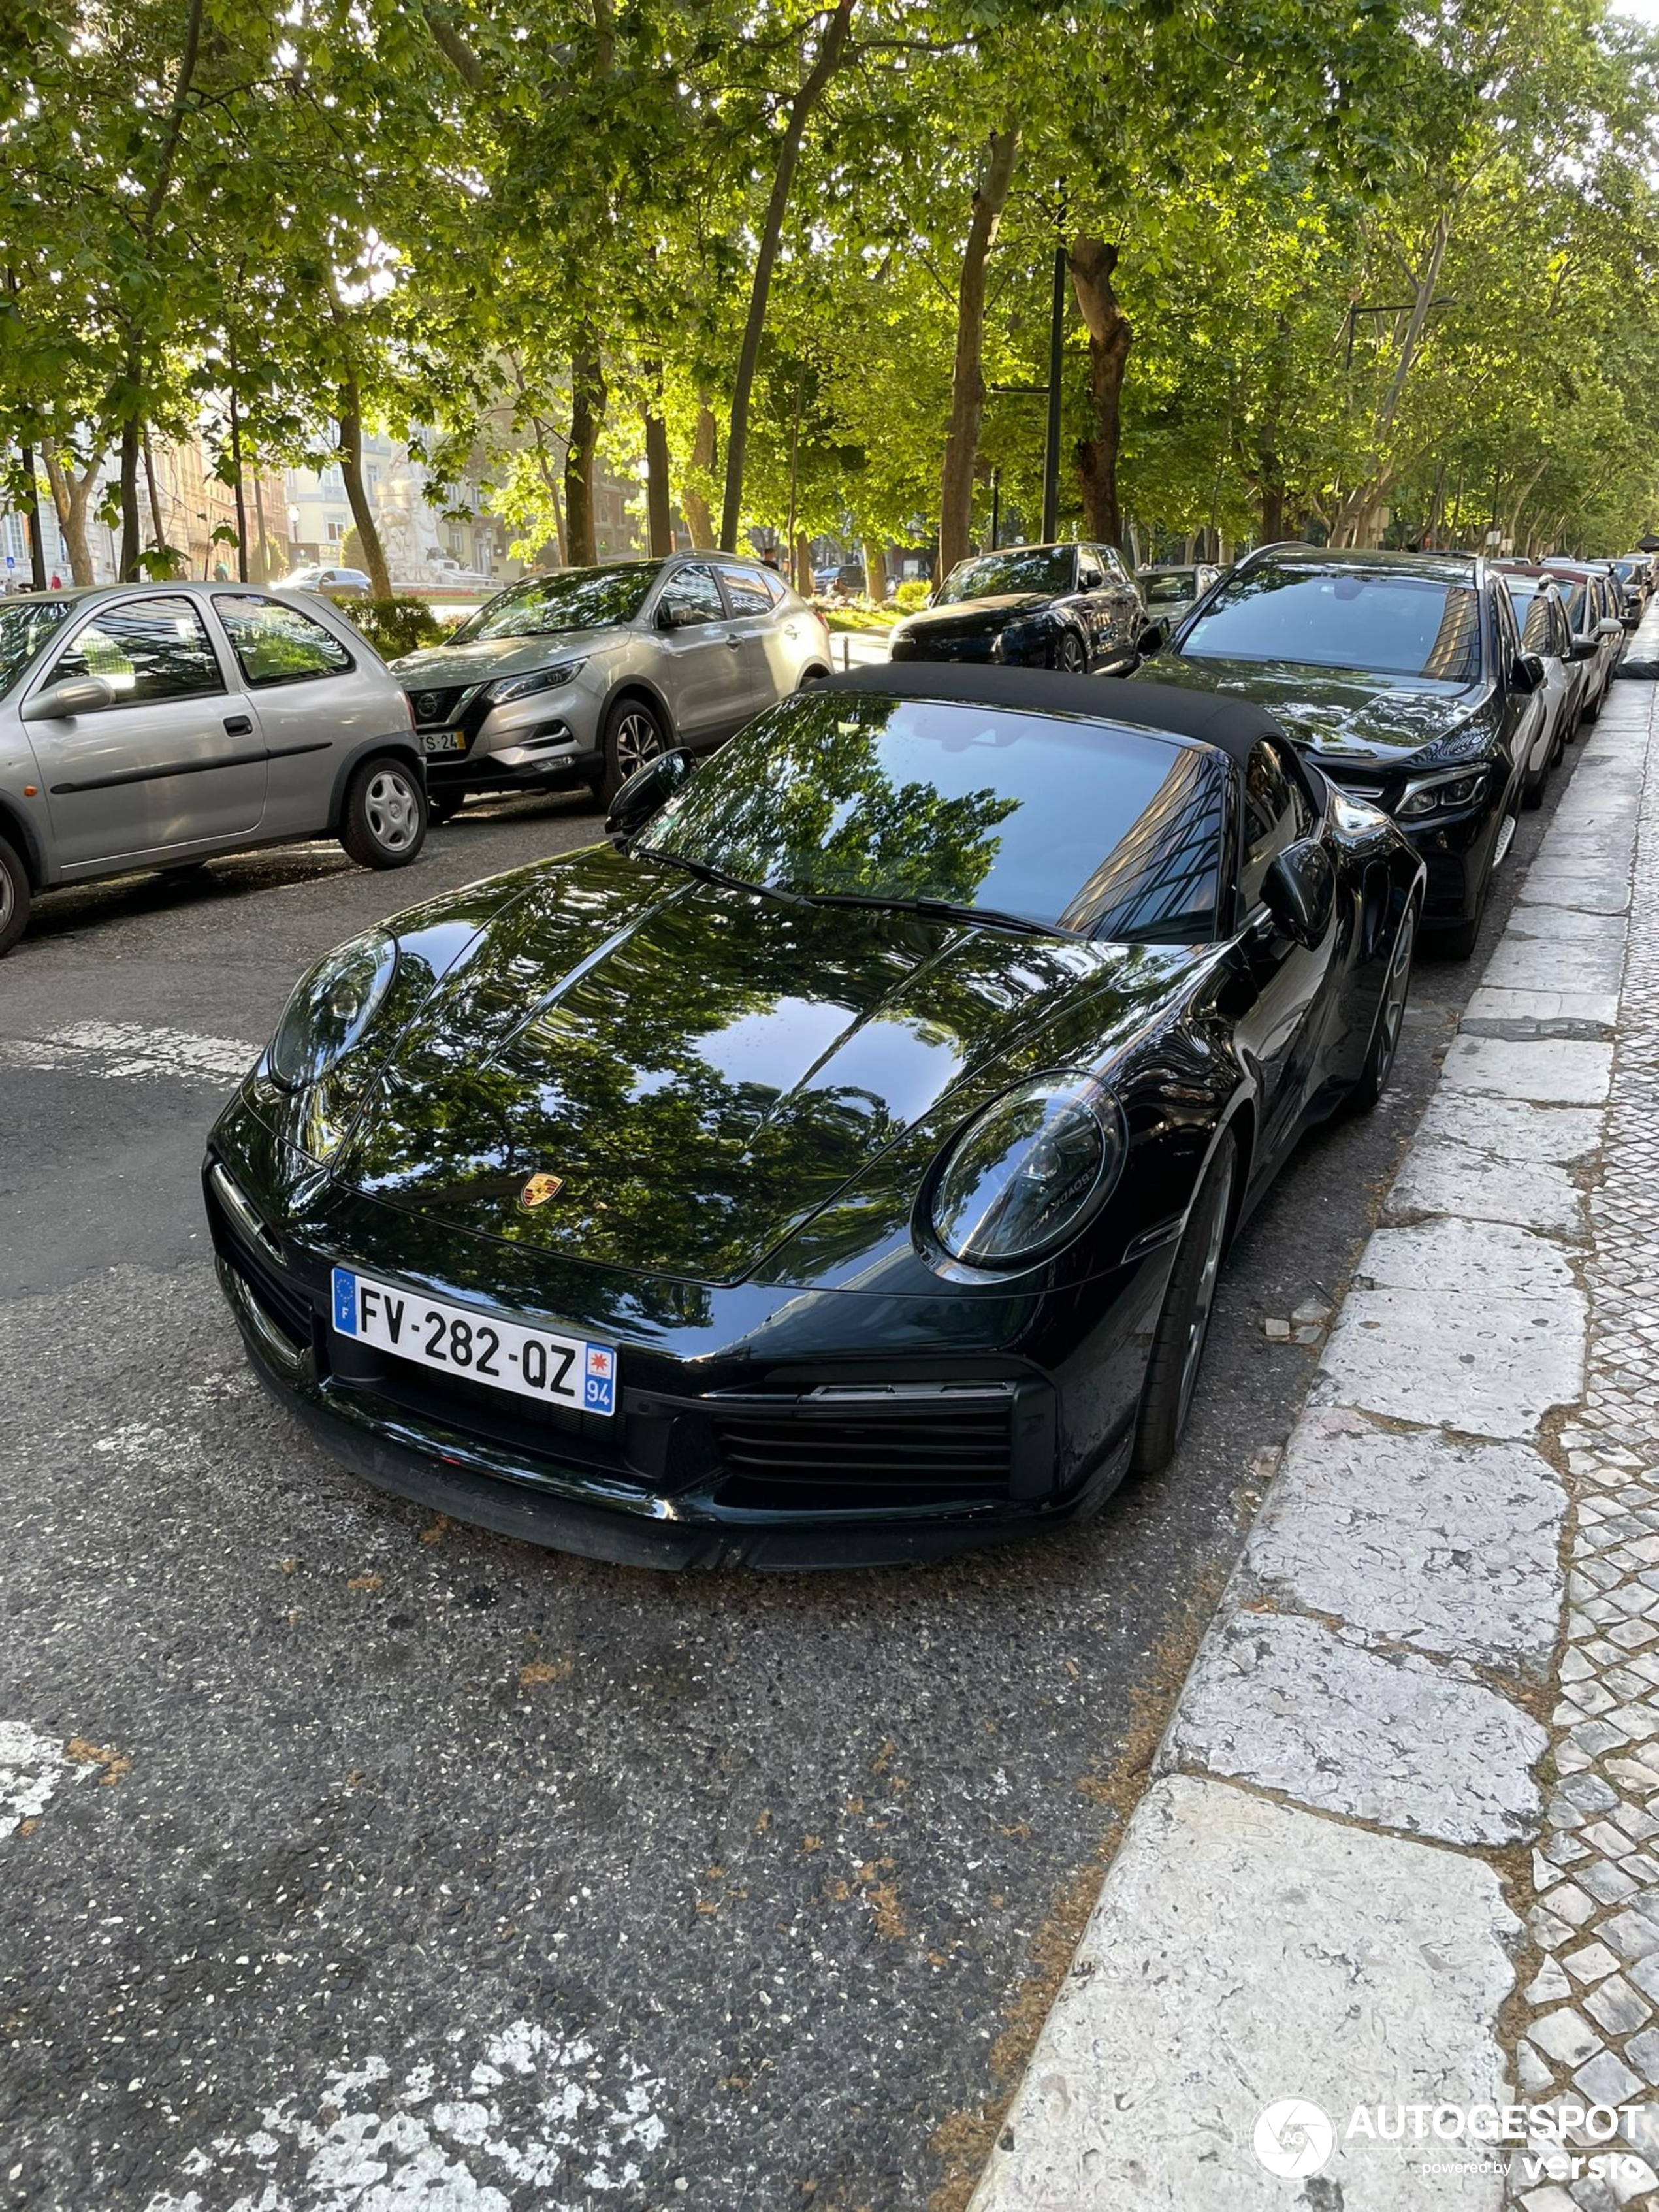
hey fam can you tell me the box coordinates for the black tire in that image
[339,755,427,870]
[1130,1131,1238,1477]
[597,694,669,807]
[1522,753,1547,809]
[1347,898,1418,1113]
[0,838,29,958]
[428,790,466,825]
[1054,631,1086,674]
[1582,685,1602,724]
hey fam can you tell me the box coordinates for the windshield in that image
[1182,566,1482,681]
[637,691,1227,943]
[932,547,1076,605]
[450,563,658,642]
[1140,570,1196,606]
[280,567,323,587]
[0,597,74,702]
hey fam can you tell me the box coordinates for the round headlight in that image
[928,1077,1126,1267]
[268,930,398,1091]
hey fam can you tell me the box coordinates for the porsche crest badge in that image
[518,1172,564,1209]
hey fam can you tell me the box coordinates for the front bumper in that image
[203,1128,1144,1569]
[406,677,604,797]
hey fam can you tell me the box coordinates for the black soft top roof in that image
[821,661,1289,775]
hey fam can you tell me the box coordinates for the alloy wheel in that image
[365,769,419,854]
[1177,1148,1235,1429]
[1374,906,1415,1088]
[615,710,662,781]
[0,862,12,937]
[1056,634,1086,674]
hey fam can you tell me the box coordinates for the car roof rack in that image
[1231,540,1320,576]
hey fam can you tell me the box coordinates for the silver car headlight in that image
[485,659,587,706]
[927,1077,1127,1268]
[1396,767,1488,820]
[268,930,398,1091]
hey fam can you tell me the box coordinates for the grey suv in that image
[0,585,426,958]
[391,555,835,816]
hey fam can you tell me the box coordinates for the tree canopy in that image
[5,0,1658,587]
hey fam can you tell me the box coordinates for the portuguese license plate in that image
[421,729,468,755]
[330,1267,616,1415]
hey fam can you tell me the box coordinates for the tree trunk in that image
[564,340,605,566]
[42,450,99,584]
[118,411,142,581]
[1069,236,1133,549]
[720,0,855,549]
[683,403,717,549]
[336,380,391,597]
[939,119,1019,576]
[795,531,811,599]
[643,370,673,557]
[1259,473,1285,545]
[862,543,887,602]
[227,371,249,583]
[17,446,46,588]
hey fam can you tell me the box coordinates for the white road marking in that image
[0,1021,259,1084]
[0,1721,69,1832]
[145,2021,666,2211]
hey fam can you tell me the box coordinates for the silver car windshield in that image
[451,564,659,642]
[0,598,74,701]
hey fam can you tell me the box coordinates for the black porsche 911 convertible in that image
[204,664,1423,1569]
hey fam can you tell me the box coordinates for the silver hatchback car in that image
[0,584,426,958]
[391,554,835,815]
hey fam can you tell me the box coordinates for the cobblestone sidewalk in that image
[970,625,1659,2211]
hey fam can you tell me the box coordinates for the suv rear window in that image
[1183,567,1483,682]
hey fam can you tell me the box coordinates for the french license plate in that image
[330,1267,615,1415]
[421,729,468,756]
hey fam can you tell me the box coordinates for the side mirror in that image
[1598,617,1626,640]
[605,748,693,847]
[1511,652,1545,694]
[1261,838,1334,949]
[655,601,694,632]
[20,674,117,722]
[1136,621,1167,657]
[1570,634,1600,662]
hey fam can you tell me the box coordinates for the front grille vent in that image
[710,1386,1015,1511]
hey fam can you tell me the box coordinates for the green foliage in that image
[894,581,931,613]
[346,598,457,660]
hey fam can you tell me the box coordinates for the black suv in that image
[1133,547,1545,956]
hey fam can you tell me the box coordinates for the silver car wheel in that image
[615,709,662,781]
[0,861,12,935]
[1177,1147,1235,1430]
[365,768,419,853]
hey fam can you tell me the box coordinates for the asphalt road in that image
[0,734,1586,2212]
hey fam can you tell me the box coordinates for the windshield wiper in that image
[633,847,809,909]
[792,891,1075,940]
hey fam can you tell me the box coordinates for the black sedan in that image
[204,664,1423,1569]
[889,542,1146,673]
[1136,547,1545,956]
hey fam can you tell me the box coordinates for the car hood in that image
[1140,655,1482,762]
[895,594,1052,639]
[331,846,1195,1286]
[390,627,629,683]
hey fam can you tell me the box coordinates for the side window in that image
[1103,547,1131,585]
[658,565,726,627]
[1076,553,1105,591]
[215,594,353,685]
[1241,740,1311,907]
[53,596,224,707]
[1520,596,1553,655]
[1552,597,1571,656]
[719,566,775,617]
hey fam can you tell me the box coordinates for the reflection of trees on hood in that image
[651,698,1020,908]
[340,843,1163,1284]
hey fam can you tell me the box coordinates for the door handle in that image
[726,637,743,649]
[224,715,254,736]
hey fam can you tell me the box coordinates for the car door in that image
[1100,545,1144,662]
[1228,740,1337,1171]
[1489,581,1536,809]
[647,564,752,746]
[25,593,266,871]
[715,562,786,715]
[209,591,378,835]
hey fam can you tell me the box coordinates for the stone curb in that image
[968,641,1659,2211]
